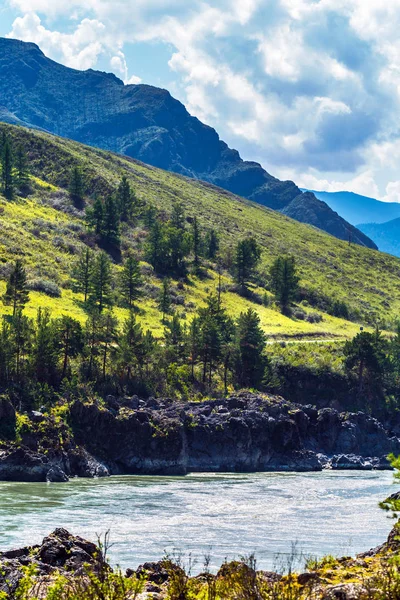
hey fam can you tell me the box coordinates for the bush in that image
[306,312,323,324]
[27,278,62,297]
[293,309,306,320]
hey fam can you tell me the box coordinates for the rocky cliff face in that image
[0,393,397,482]
[0,37,376,249]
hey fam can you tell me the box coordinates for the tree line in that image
[0,260,271,406]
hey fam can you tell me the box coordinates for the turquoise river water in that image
[0,471,396,573]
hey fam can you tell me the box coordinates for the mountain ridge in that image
[358,218,400,258]
[308,189,400,226]
[0,37,376,250]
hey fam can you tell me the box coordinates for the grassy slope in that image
[0,123,398,341]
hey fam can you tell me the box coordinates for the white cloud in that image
[7,0,400,199]
[7,13,106,70]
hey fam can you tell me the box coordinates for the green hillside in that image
[0,122,399,341]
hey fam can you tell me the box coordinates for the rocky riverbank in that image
[1,522,400,599]
[1,392,399,482]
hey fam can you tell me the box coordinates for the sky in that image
[2,0,400,202]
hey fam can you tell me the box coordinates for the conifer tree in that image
[83,310,102,380]
[0,318,13,386]
[1,137,14,200]
[69,165,84,206]
[192,217,201,269]
[269,256,299,313]
[235,308,267,388]
[146,220,165,272]
[234,237,261,290]
[171,202,185,230]
[188,316,200,381]
[205,229,219,260]
[86,196,104,236]
[32,308,58,384]
[166,222,190,274]
[15,145,30,191]
[3,259,29,315]
[158,278,172,323]
[99,311,118,380]
[164,314,186,362]
[117,175,134,222]
[89,252,113,312]
[120,254,142,309]
[10,309,32,381]
[56,316,83,380]
[72,247,93,303]
[102,195,120,247]
[117,311,145,381]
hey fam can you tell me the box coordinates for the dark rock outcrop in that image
[0,37,376,249]
[67,393,398,476]
[1,393,397,481]
[0,528,103,596]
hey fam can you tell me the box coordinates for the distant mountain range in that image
[0,37,376,250]
[357,219,400,257]
[308,190,400,225]
[305,190,400,257]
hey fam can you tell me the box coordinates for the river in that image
[0,470,396,573]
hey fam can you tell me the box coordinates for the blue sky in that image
[2,0,400,202]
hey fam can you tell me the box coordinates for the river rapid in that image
[0,471,396,573]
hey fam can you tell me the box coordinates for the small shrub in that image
[306,312,323,324]
[293,309,306,320]
[27,279,62,297]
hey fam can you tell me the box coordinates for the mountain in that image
[0,37,375,250]
[358,218,400,258]
[308,190,400,225]
[281,191,369,243]
[1,122,399,333]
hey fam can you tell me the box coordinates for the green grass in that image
[0,122,398,340]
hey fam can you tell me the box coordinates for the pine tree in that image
[188,316,200,381]
[205,229,219,260]
[269,256,299,313]
[197,293,227,386]
[3,259,29,315]
[82,310,102,380]
[164,314,186,363]
[99,311,118,380]
[0,318,13,386]
[9,309,32,381]
[117,175,134,222]
[15,145,30,191]
[89,252,113,312]
[1,137,14,200]
[69,166,84,206]
[344,330,386,401]
[171,202,185,230]
[56,316,83,380]
[120,254,142,309]
[235,308,267,388]
[32,308,58,385]
[117,311,145,381]
[166,223,190,274]
[102,195,120,247]
[158,278,172,323]
[72,247,93,303]
[234,237,261,289]
[192,217,201,269]
[146,220,166,273]
[86,196,104,236]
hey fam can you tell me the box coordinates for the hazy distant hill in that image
[308,190,400,225]
[0,37,375,249]
[358,218,400,257]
